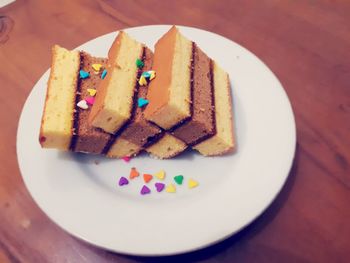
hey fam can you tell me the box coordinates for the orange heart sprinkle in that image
[129,167,139,179]
[143,174,153,183]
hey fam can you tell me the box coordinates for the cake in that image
[88,31,144,134]
[192,62,235,155]
[143,26,193,130]
[146,133,187,159]
[39,45,80,150]
[106,47,162,158]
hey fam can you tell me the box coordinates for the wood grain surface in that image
[1,0,349,262]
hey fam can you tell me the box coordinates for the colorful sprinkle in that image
[188,178,199,189]
[87,88,97,96]
[79,70,90,79]
[85,96,95,105]
[77,100,88,109]
[142,71,151,79]
[118,176,129,186]
[143,174,153,183]
[138,98,149,107]
[138,75,148,86]
[129,167,139,179]
[92,63,102,72]
[174,175,184,185]
[154,170,165,180]
[166,183,176,193]
[122,156,131,162]
[101,69,107,79]
[155,182,165,192]
[141,185,151,195]
[149,70,156,80]
[136,58,144,69]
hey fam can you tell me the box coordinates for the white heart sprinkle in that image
[77,100,88,109]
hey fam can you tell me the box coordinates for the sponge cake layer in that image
[144,26,192,130]
[193,62,235,155]
[39,45,80,150]
[146,133,187,159]
[89,31,144,134]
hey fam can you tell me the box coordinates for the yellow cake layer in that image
[107,138,142,158]
[39,45,80,150]
[144,26,192,130]
[89,31,143,134]
[193,62,235,156]
[146,133,187,159]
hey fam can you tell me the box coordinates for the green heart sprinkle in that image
[136,58,144,69]
[174,175,184,185]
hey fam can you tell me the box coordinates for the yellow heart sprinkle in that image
[92,64,102,72]
[87,88,97,96]
[166,183,176,193]
[154,170,165,180]
[138,75,147,86]
[188,178,199,189]
[149,70,156,80]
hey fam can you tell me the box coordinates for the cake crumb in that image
[94,160,100,165]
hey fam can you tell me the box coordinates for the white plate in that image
[17,25,296,256]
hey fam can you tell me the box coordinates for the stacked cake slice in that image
[39,26,235,159]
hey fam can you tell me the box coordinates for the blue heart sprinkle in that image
[101,69,107,79]
[138,98,149,107]
[79,70,90,79]
[142,71,151,79]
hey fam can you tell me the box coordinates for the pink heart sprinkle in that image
[122,156,131,162]
[85,96,95,105]
[118,176,129,186]
[155,182,165,192]
[141,185,151,195]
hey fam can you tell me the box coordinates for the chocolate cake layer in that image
[71,52,111,154]
[171,44,215,145]
[107,47,162,158]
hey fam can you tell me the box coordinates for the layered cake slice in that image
[106,47,162,158]
[144,26,193,130]
[89,31,144,134]
[171,44,216,145]
[39,45,80,150]
[193,62,235,155]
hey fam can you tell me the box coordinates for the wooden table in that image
[1,0,349,262]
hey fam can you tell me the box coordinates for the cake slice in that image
[89,31,144,134]
[70,52,112,154]
[39,45,80,150]
[171,44,216,145]
[193,62,235,155]
[106,47,162,158]
[143,26,193,130]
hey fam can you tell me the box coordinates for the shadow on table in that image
[88,144,300,262]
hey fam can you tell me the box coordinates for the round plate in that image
[17,25,296,256]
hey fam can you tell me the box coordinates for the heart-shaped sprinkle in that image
[85,96,95,105]
[174,175,184,185]
[87,88,97,96]
[141,185,151,195]
[149,70,156,80]
[79,70,90,79]
[118,176,129,186]
[138,98,149,107]
[77,100,88,109]
[155,182,165,192]
[92,63,102,72]
[166,183,176,193]
[143,174,153,183]
[154,170,165,180]
[136,58,144,69]
[129,167,139,179]
[122,156,131,162]
[138,75,147,86]
[101,69,107,79]
[188,178,199,189]
[142,71,151,79]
